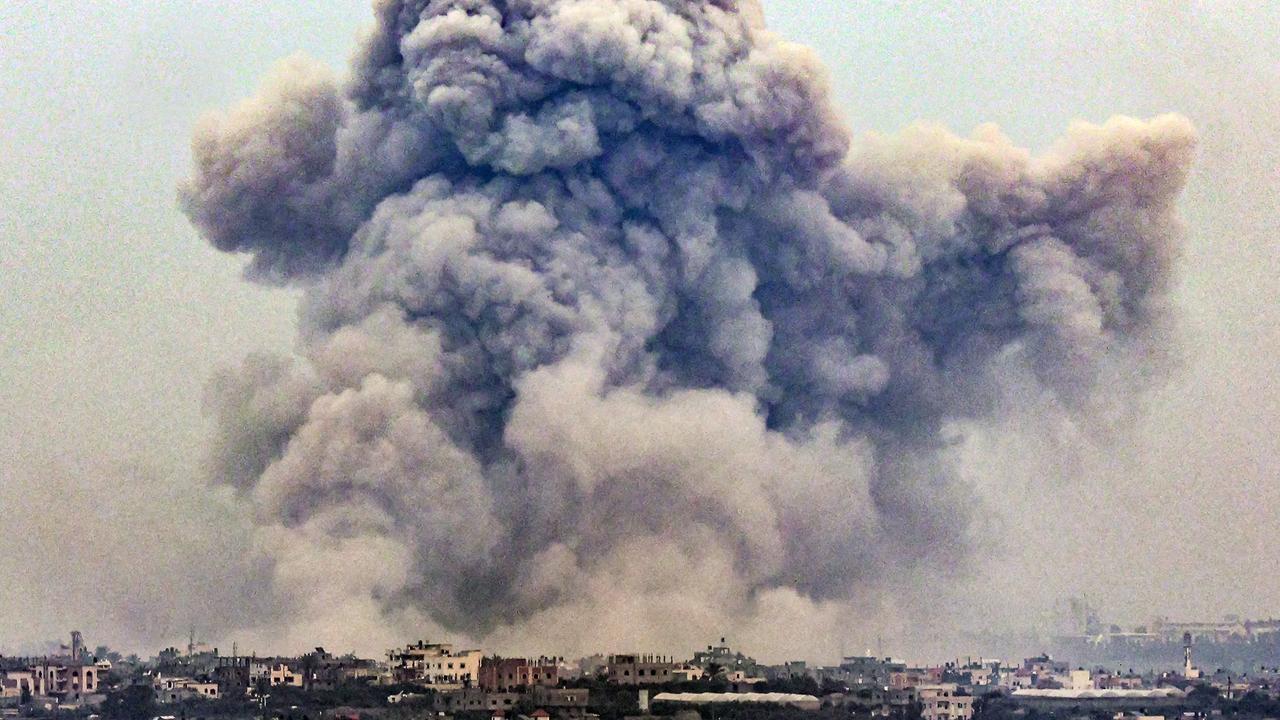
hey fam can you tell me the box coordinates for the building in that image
[891,667,942,690]
[214,656,251,696]
[763,661,808,681]
[0,671,36,701]
[153,675,219,703]
[607,655,678,685]
[530,685,591,717]
[480,656,562,691]
[388,641,482,688]
[917,684,973,720]
[840,657,908,688]
[300,648,379,690]
[690,640,760,678]
[25,661,98,701]
[434,688,522,712]
[269,663,303,687]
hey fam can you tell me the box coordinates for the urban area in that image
[5,612,1280,720]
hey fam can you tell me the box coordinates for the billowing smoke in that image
[181,0,1195,656]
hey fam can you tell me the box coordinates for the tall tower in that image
[1183,632,1199,679]
[70,631,83,662]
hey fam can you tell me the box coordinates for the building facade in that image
[388,641,482,688]
[607,655,678,685]
[917,684,974,720]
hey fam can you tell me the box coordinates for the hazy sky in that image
[1,1,1277,659]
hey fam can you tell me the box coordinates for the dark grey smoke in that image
[181,0,1195,654]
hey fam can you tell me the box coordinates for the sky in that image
[1,1,1277,660]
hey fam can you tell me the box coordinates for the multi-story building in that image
[607,655,677,685]
[299,648,379,690]
[917,684,973,720]
[0,670,36,701]
[268,663,303,687]
[890,667,941,690]
[388,641,482,688]
[480,656,561,691]
[840,657,908,688]
[213,656,251,696]
[690,639,760,678]
[24,661,99,701]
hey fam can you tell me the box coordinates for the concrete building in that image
[917,684,974,720]
[824,686,916,716]
[300,648,379,690]
[214,656,251,696]
[530,686,591,719]
[763,661,808,681]
[434,688,522,712]
[607,655,678,685]
[269,663,303,687]
[671,664,704,683]
[1069,670,1094,690]
[0,671,36,701]
[839,657,908,688]
[480,656,562,691]
[27,661,98,700]
[388,641,482,688]
[891,667,942,690]
[154,675,220,703]
[690,640,760,678]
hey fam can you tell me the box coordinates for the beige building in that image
[917,684,974,720]
[607,655,679,685]
[154,675,220,703]
[269,663,303,687]
[388,641,483,688]
[1,670,36,700]
[28,662,98,700]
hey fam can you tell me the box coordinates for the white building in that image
[1070,670,1094,690]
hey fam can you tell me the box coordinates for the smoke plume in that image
[181,0,1195,656]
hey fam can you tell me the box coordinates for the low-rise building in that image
[691,640,760,678]
[608,655,678,686]
[530,686,590,718]
[917,684,973,720]
[153,675,220,703]
[269,663,303,687]
[841,657,908,688]
[434,688,522,712]
[891,667,942,690]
